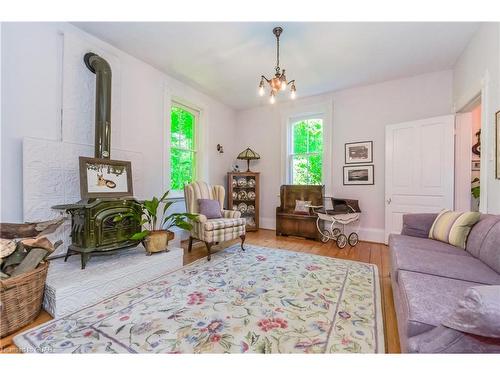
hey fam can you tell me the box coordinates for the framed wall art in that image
[345,141,373,164]
[79,157,133,199]
[343,165,374,185]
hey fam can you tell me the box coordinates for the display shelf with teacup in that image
[227,171,260,231]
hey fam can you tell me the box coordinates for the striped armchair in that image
[184,181,246,260]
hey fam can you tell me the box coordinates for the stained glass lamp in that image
[237,147,261,172]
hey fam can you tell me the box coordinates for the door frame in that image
[454,111,473,211]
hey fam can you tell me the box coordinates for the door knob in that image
[386,198,392,205]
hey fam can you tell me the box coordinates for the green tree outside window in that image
[291,119,323,184]
[170,105,197,190]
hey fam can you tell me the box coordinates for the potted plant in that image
[114,190,197,255]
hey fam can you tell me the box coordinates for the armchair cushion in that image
[198,199,222,219]
[222,210,241,219]
[203,218,246,231]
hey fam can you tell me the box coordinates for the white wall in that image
[453,23,500,214]
[235,71,454,242]
[1,22,237,222]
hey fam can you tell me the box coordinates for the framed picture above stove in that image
[345,141,373,164]
[79,157,133,199]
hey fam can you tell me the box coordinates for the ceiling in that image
[73,22,480,110]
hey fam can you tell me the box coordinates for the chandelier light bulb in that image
[290,90,296,100]
[258,85,265,97]
[280,80,287,91]
[270,93,276,104]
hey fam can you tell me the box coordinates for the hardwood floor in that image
[1,229,400,353]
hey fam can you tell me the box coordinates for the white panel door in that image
[385,115,455,242]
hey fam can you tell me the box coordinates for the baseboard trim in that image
[257,216,385,244]
[259,217,277,231]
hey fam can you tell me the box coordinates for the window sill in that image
[166,191,185,200]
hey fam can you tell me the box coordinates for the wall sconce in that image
[216,144,224,154]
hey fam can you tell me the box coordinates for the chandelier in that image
[258,26,296,104]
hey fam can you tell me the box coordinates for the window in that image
[170,103,198,190]
[289,118,323,184]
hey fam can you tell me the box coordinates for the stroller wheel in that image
[336,234,348,249]
[331,227,341,238]
[321,230,331,243]
[348,232,359,246]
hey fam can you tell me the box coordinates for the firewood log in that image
[0,218,64,239]
[1,242,27,275]
[21,237,57,252]
[10,249,49,277]
[0,239,16,258]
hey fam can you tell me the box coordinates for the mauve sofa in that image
[389,213,500,353]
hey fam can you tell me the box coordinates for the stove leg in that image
[81,253,91,270]
[64,249,72,262]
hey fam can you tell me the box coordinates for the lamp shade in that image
[237,147,260,172]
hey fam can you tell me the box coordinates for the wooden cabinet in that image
[227,172,259,231]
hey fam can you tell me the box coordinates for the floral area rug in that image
[14,244,384,353]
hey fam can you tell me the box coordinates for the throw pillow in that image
[428,210,481,249]
[443,285,500,338]
[294,200,311,215]
[197,199,222,219]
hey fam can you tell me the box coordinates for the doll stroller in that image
[307,198,361,249]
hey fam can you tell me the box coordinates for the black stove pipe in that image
[84,52,112,159]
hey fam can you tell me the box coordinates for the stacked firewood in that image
[0,219,63,279]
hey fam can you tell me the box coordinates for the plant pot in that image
[143,230,174,255]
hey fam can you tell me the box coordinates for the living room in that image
[1,0,500,372]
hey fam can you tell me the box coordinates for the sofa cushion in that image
[398,271,480,337]
[444,285,500,338]
[429,210,481,249]
[465,214,500,257]
[389,234,471,257]
[476,221,500,273]
[391,246,500,285]
[401,213,438,238]
[407,325,500,353]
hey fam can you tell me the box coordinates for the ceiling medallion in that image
[258,26,296,104]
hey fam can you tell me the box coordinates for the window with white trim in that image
[288,117,324,184]
[170,103,199,190]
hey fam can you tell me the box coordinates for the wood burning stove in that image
[53,52,141,269]
[54,199,141,269]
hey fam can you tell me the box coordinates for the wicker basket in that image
[0,261,49,338]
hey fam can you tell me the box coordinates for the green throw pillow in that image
[429,210,481,249]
